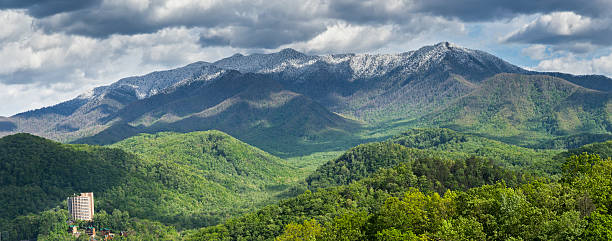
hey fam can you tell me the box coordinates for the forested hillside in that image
[186,141,612,241]
[0,131,297,240]
[0,42,610,240]
[426,73,611,146]
[305,142,524,191]
[390,128,561,174]
[306,128,561,191]
[110,131,294,208]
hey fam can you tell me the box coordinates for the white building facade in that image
[67,192,94,221]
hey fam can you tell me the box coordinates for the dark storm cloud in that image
[325,0,612,23]
[502,12,612,51]
[2,0,612,50]
[198,23,326,49]
[411,0,612,21]
[19,0,327,49]
[0,0,101,17]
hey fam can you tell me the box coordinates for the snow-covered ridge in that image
[79,61,221,101]
[212,41,519,80]
[77,42,520,101]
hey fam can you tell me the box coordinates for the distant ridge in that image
[2,42,610,154]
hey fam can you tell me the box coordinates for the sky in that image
[1,0,612,116]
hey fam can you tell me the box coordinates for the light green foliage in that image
[319,211,368,241]
[422,74,612,147]
[375,228,421,241]
[307,140,525,192]
[391,128,562,175]
[93,209,130,232]
[0,131,300,239]
[108,131,297,227]
[275,219,323,241]
[186,140,612,241]
[436,217,486,241]
[584,211,612,240]
[376,190,431,234]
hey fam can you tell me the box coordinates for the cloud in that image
[198,23,327,49]
[0,10,238,115]
[412,0,612,22]
[533,50,612,76]
[503,12,612,52]
[521,44,549,60]
[287,16,464,54]
[2,0,612,116]
[4,0,610,52]
[0,0,101,17]
[288,23,396,54]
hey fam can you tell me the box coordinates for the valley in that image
[0,42,610,240]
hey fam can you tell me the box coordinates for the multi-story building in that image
[67,192,95,221]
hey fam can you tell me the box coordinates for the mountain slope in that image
[75,71,361,156]
[425,73,612,146]
[305,141,522,191]
[306,128,560,190]
[110,131,290,191]
[2,42,610,154]
[0,131,293,230]
[3,62,221,142]
[187,144,612,241]
[211,42,525,123]
[390,128,561,174]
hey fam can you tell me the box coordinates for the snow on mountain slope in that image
[5,41,609,144]
[96,61,219,100]
[211,42,522,82]
[59,41,520,107]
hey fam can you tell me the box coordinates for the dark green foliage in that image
[306,141,523,192]
[534,133,612,149]
[559,140,612,160]
[390,128,562,175]
[186,145,612,241]
[0,131,296,236]
[2,207,180,241]
[6,208,73,241]
[0,133,136,220]
[423,74,611,147]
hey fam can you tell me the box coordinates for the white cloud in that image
[2,2,612,117]
[0,9,239,116]
[288,23,395,54]
[503,11,612,48]
[533,51,612,76]
[0,10,33,41]
[521,44,549,60]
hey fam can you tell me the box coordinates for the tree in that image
[276,219,323,241]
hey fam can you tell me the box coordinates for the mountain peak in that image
[435,41,451,47]
[278,48,306,58]
[433,41,459,49]
[279,48,300,53]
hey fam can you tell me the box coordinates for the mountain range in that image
[1,42,610,155]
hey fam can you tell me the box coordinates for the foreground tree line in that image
[3,207,179,240]
[186,152,612,240]
[1,132,610,240]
